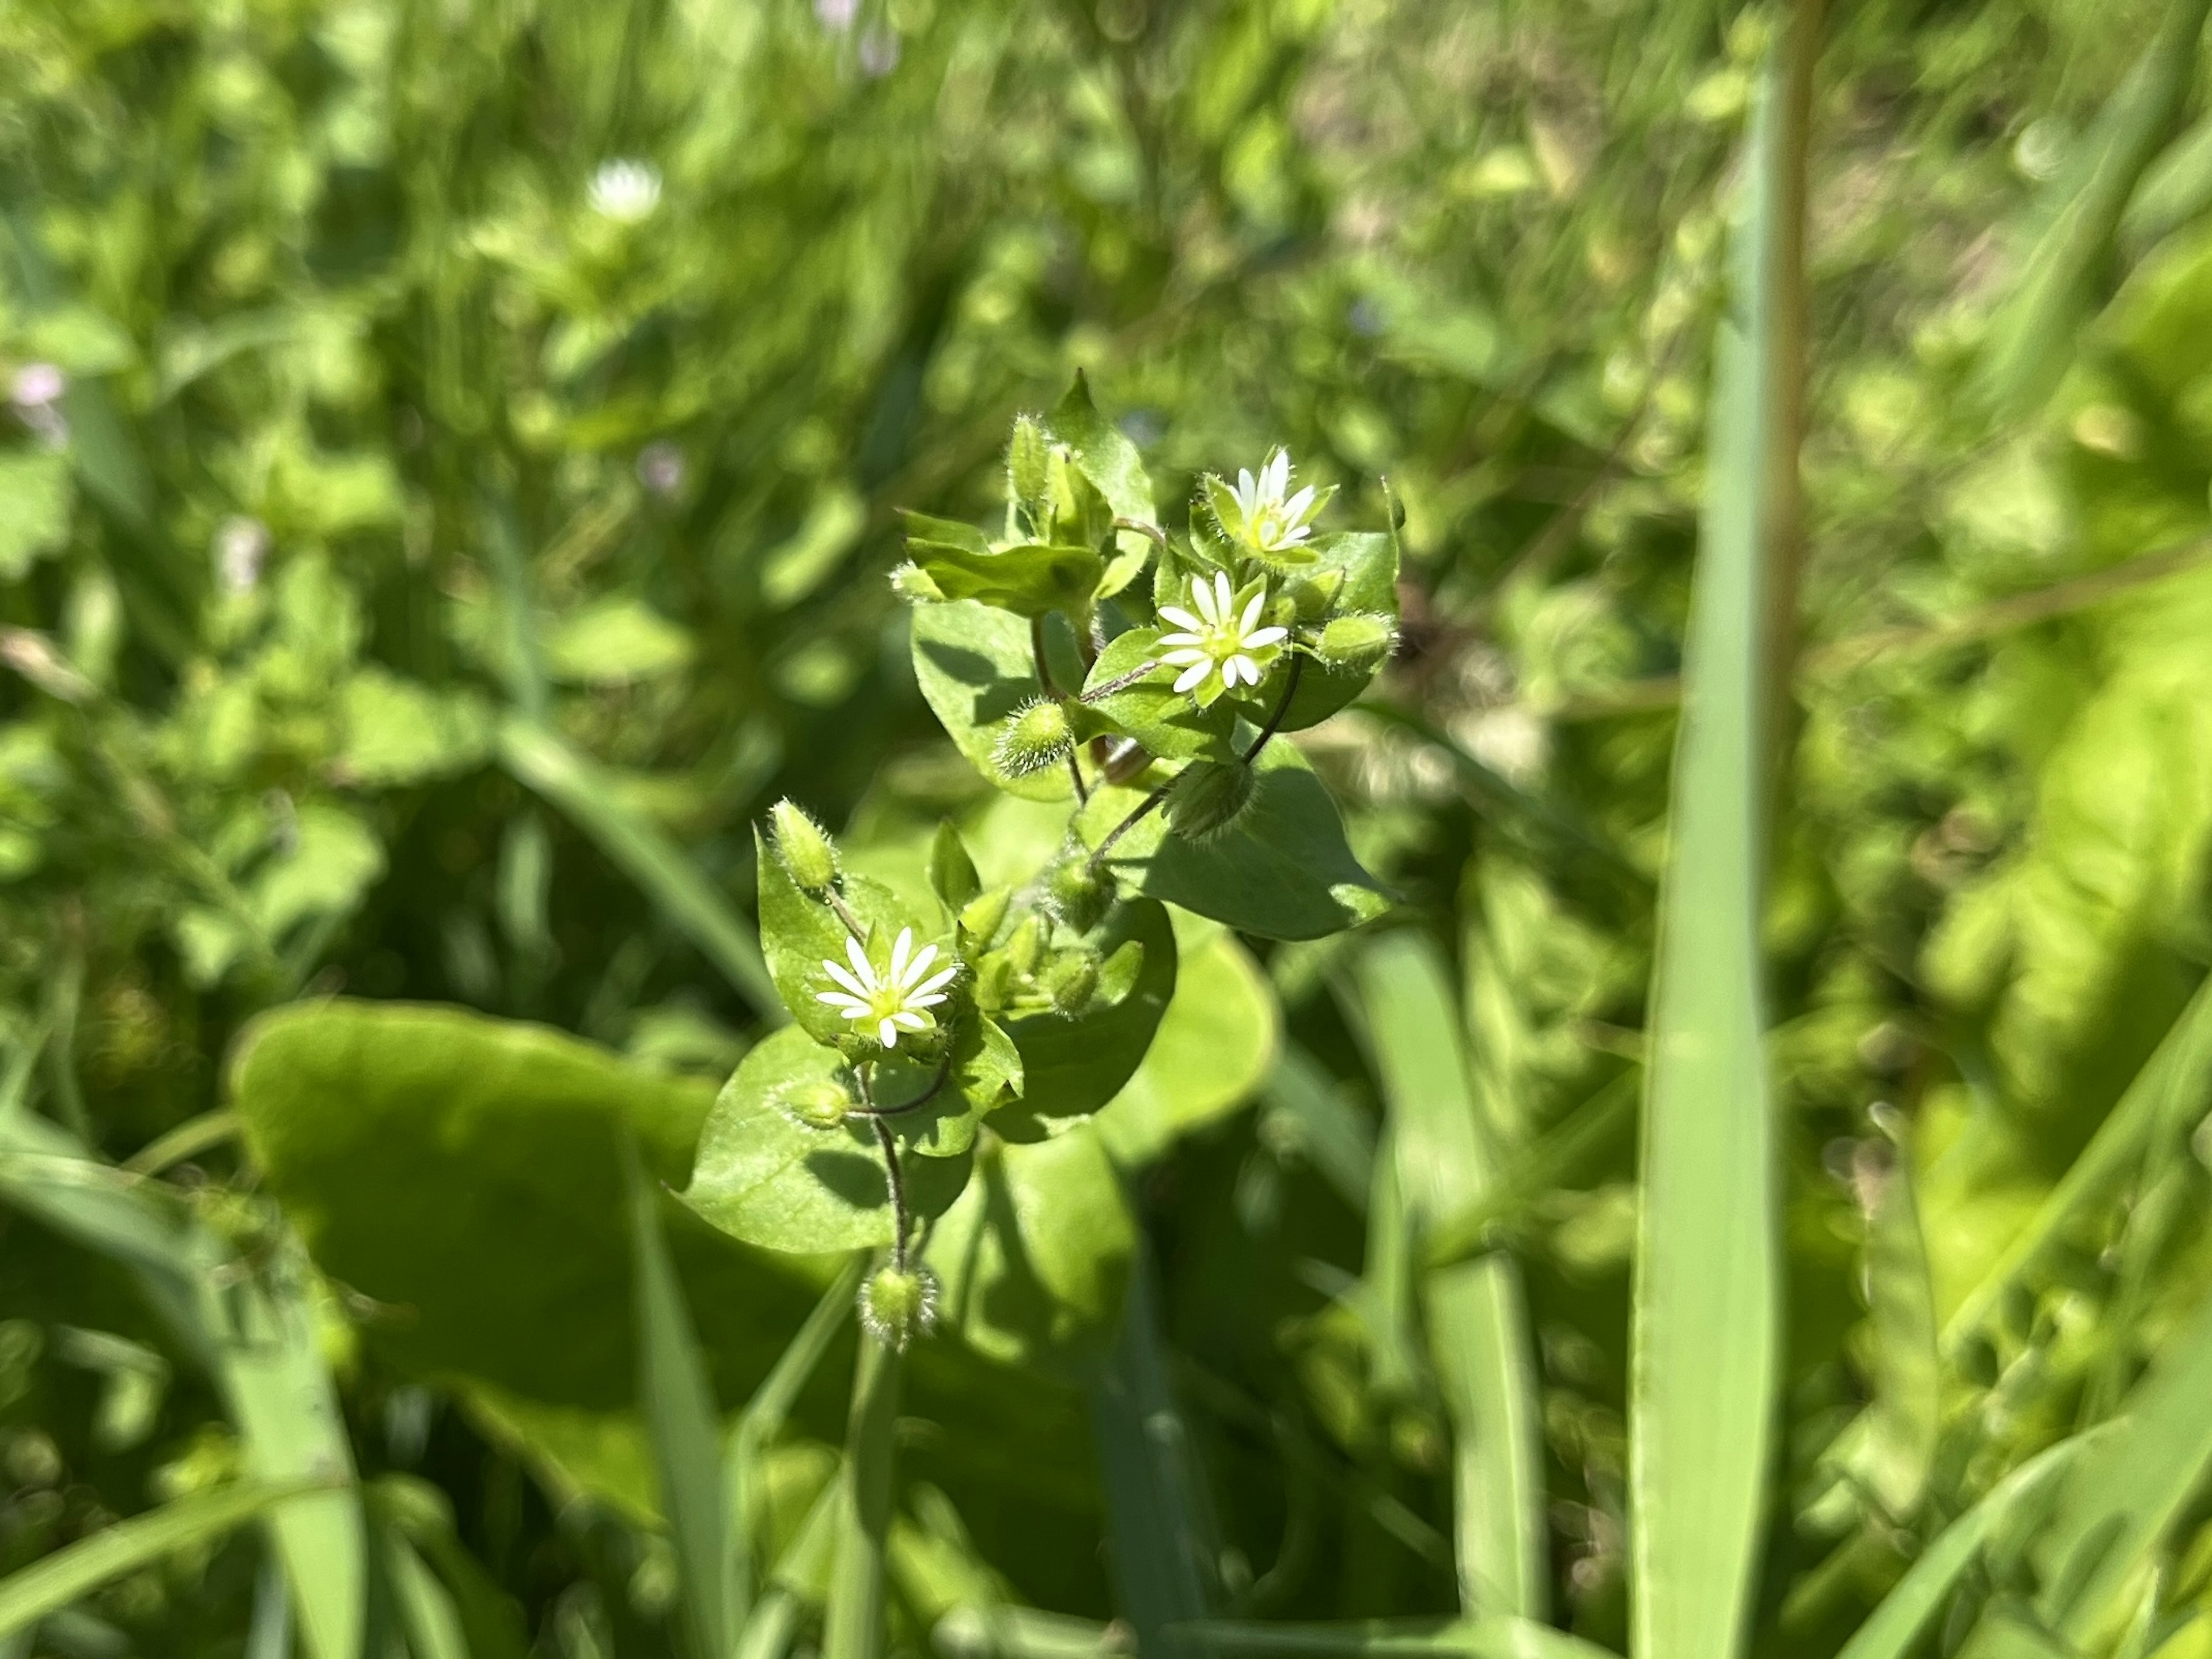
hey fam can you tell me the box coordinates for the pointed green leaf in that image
[911,601,1071,802]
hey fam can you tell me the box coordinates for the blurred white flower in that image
[588,160,662,224]
[1217,448,1325,557]
[10,363,65,410]
[815,0,858,29]
[214,516,270,594]
[857,24,900,77]
[1158,571,1289,696]
[636,441,686,498]
[817,927,956,1048]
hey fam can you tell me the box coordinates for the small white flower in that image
[1222,448,1324,557]
[10,363,65,411]
[214,516,270,594]
[1157,571,1290,696]
[816,926,957,1048]
[588,160,662,224]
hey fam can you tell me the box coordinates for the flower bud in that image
[1041,949,1100,1015]
[992,699,1073,778]
[776,1077,854,1130]
[889,561,945,603]
[1003,912,1047,975]
[1043,855,1112,935]
[768,799,839,893]
[1008,415,1051,519]
[974,950,1014,1011]
[1313,612,1396,671]
[1287,568,1346,620]
[1166,761,1257,842]
[959,885,1011,947]
[859,1264,939,1351]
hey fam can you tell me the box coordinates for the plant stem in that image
[1088,775,1177,873]
[1240,656,1305,764]
[822,1330,902,1659]
[850,1050,953,1121]
[1035,617,1091,802]
[869,1115,912,1272]
[1112,516,1170,551]
[824,888,868,944]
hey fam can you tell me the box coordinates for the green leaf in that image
[1094,921,1278,1166]
[911,601,1070,802]
[930,822,982,911]
[0,450,73,580]
[1001,897,1177,1126]
[1354,934,1544,1622]
[1832,1438,2093,1659]
[1629,31,1808,1659]
[0,1480,323,1641]
[1047,371,1157,598]
[1273,532,1399,733]
[925,1121,1135,1374]
[1080,746,1392,941]
[682,1026,973,1253]
[1078,627,1239,763]
[229,997,821,1411]
[546,595,698,683]
[1857,1136,1940,1521]
[338,669,494,786]
[910,537,1106,619]
[628,1146,734,1659]
[824,1336,901,1659]
[499,717,780,1016]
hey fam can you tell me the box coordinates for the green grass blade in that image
[627,1145,734,1659]
[2032,1277,2212,1640]
[1944,971,2212,1349]
[1832,1437,2092,1659]
[1262,1046,1376,1215]
[1085,1244,1213,1657]
[1183,1617,1618,1659]
[1975,0,2212,416]
[0,1116,366,1659]
[1427,1072,1638,1271]
[498,715,779,1017]
[382,1527,469,1659]
[823,1331,902,1659]
[730,1260,865,1623]
[1853,1128,1940,1521]
[1353,934,1544,1620]
[934,1606,1120,1659]
[1628,17,1817,1659]
[0,1480,321,1639]
[736,1588,804,1659]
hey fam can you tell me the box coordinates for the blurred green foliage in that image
[13,0,2212,1655]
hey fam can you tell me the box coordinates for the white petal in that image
[1157,633,1205,650]
[892,1010,930,1030]
[913,963,958,997]
[1173,660,1211,694]
[818,992,869,1013]
[889,927,914,981]
[1225,655,1255,685]
[1212,572,1233,623]
[1238,590,1266,633]
[1160,647,1208,666]
[902,941,938,987]
[1244,626,1289,649]
[909,991,949,1010]
[823,960,869,998]
[879,1018,899,1047]
[846,935,876,988]
[1157,606,1204,632]
[1236,467,1257,504]
[1190,578,1221,626]
[1264,450,1289,499]
[1282,525,1312,545]
[1283,484,1316,522]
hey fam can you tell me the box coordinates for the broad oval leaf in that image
[911,540,1105,619]
[923,1122,1135,1376]
[681,1026,975,1254]
[1094,921,1278,1166]
[1079,626,1238,763]
[1078,746,1392,941]
[911,600,1071,802]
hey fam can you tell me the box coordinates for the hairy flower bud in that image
[1041,949,1100,1015]
[768,798,839,893]
[776,1077,854,1130]
[1166,760,1257,842]
[1313,612,1397,671]
[1002,913,1047,976]
[1043,855,1112,935]
[859,1264,939,1351]
[959,886,1011,948]
[1008,415,1051,521]
[993,699,1074,778]
[889,561,944,604]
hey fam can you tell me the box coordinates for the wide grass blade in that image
[1353,934,1544,1620]
[0,1114,366,1659]
[823,1331,902,1659]
[499,715,780,1017]
[1427,1072,1638,1271]
[1263,1046,1376,1215]
[0,1480,321,1639]
[1627,15,1818,1659]
[1858,1131,1940,1520]
[1832,1437,2091,1659]
[1974,0,2212,417]
[1086,1244,1213,1657]
[2030,1277,2212,1641]
[730,1260,866,1623]
[1944,971,2212,1349]
[627,1146,734,1659]
[1184,1617,1618,1659]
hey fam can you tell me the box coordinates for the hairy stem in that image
[850,1049,954,1120]
[1241,654,1305,764]
[870,1114,912,1272]
[1089,775,1177,873]
[824,887,868,943]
